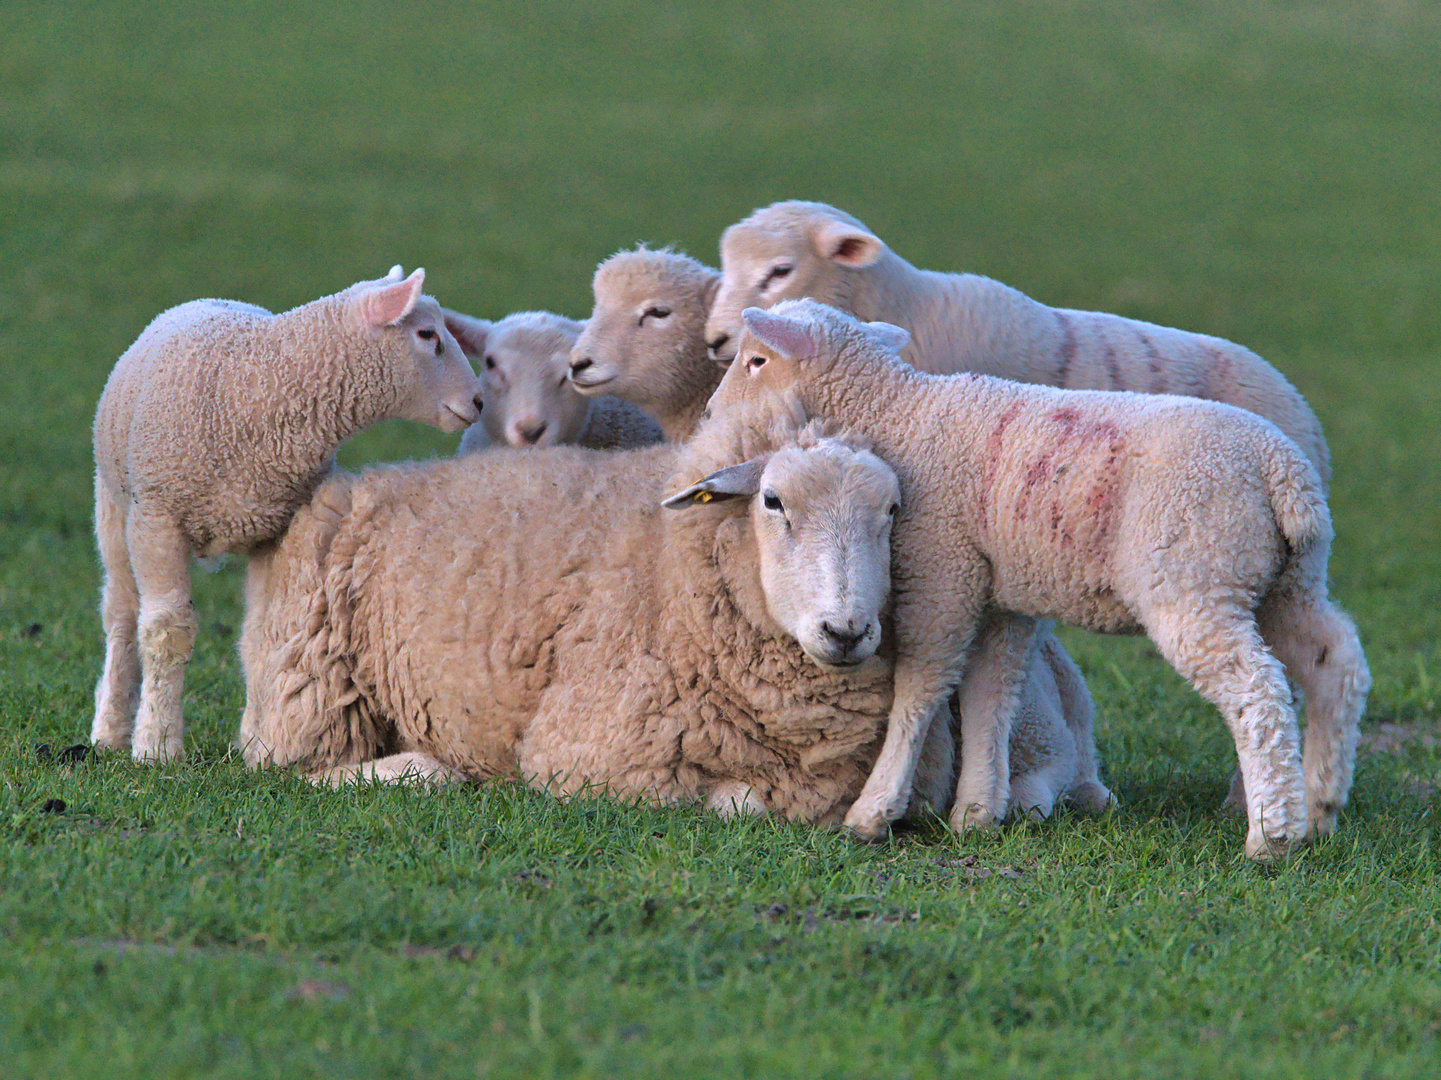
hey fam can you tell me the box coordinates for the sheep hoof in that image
[1308,805,1340,838]
[1067,781,1116,815]
[950,803,1000,832]
[841,805,892,842]
[130,725,184,764]
[1244,827,1306,862]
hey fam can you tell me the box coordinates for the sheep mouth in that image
[570,372,615,391]
[443,402,481,430]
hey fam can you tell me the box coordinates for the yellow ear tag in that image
[697,490,713,503]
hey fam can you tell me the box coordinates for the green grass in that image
[2,1,1439,1076]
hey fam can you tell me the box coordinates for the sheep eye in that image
[762,264,793,288]
[639,306,672,325]
[888,503,900,517]
[484,355,497,370]
[746,354,767,371]
[762,492,784,512]
[417,328,437,340]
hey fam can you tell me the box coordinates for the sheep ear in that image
[384,264,404,282]
[353,268,425,329]
[699,272,721,314]
[662,457,769,510]
[812,219,884,268]
[741,307,820,361]
[442,309,492,357]
[863,320,910,355]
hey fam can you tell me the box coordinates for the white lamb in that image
[707,199,1353,816]
[569,246,1112,820]
[444,308,663,452]
[91,267,482,762]
[709,299,1370,860]
[705,199,1328,487]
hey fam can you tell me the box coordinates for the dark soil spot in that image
[41,798,66,814]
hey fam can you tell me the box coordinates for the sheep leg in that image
[1042,632,1115,813]
[708,781,768,818]
[907,700,956,819]
[126,512,196,763]
[1146,606,1307,860]
[91,481,141,750]
[1258,591,1370,838]
[950,612,1039,832]
[310,751,465,788]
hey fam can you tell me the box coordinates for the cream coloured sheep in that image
[709,299,1369,860]
[569,245,1113,822]
[91,267,482,763]
[238,403,909,820]
[443,308,663,452]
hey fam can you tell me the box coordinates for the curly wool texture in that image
[239,409,904,822]
[713,299,1369,859]
[447,308,663,453]
[708,200,1329,489]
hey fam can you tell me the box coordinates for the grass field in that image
[2,1,1440,1076]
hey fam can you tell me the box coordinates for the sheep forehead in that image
[763,442,898,513]
[737,199,869,235]
[489,313,581,367]
[594,247,714,303]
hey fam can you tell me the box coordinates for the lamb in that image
[443,309,663,452]
[568,246,1112,820]
[91,267,483,763]
[705,199,1330,489]
[568,246,725,442]
[238,403,907,821]
[707,199,1354,816]
[708,299,1370,860]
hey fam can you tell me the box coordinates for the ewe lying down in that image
[237,402,1110,823]
[91,268,482,763]
[710,300,1368,860]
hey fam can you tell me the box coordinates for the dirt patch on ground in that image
[1358,722,1441,755]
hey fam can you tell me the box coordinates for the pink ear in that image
[813,219,884,267]
[353,268,425,329]
[742,307,820,360]
[442,309,492,357]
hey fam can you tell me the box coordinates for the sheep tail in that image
[1261,440,1332,570]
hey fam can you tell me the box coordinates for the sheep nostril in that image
[570,357,593,376]
[707,333,730,353]
[518,421,547,444]
[473,393,484,414]
[820,620,866,652]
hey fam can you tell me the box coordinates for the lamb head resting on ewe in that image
[91,266,482,763]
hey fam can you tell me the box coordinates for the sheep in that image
[568,246,725,442]
[705,199,1330,489]
[708,299,1370,860]
[707,199,1354,816]
[237,402,909,822]
[569,245,1114,822]
[443,308,663,452]
[91,267,483,763]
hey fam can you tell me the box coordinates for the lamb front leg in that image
[951,612,1040,831]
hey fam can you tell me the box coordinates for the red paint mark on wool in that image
[1103,343,1122,390]
[978,404,1022,522]
[1207,345,1234,398]
[1140,333,1166,393]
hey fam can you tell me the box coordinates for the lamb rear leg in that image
[311,751,465,788]
[1147,607,1307,860]
[127,514,196,763]
[91,481,141,750]
[1259,593,1371,838]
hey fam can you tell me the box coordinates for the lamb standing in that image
[569,246,1112,819]
[92,268,482,762]
[709,299,1369,860]
[444,309,663,452]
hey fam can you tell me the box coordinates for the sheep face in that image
[665,431,898,671]
[707,201,885,363]
[570,248,719,408]
[351,272,482,434]
[446,311,589,448]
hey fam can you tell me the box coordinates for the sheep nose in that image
[516,420,548,445]
[820,620,867,653]
[569,357,593,377]
[707,333,730,353]
[472,392,484,414]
